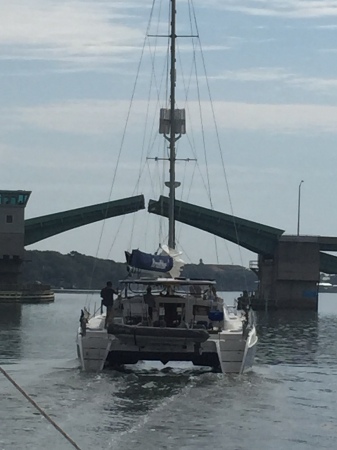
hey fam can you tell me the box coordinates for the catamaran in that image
[76,0,258,374]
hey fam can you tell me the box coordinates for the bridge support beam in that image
[257,238,320,311]
[24,195,145,245]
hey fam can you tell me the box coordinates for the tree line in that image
[21,250,258,292]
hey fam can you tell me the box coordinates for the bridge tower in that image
[257,237,320,311]
[0,190,31,287]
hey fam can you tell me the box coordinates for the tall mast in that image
[158,0,186,250]
[168,0,177,250]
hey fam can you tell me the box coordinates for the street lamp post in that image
[297,180,304,236]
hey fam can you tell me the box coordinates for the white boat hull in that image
[77,314,257,374]
[76,319,112,372]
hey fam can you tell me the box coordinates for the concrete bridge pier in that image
[256,238,320,311]
[0,191,30,289]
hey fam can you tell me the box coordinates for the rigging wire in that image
[175,0,229,265]
[125,0,172,255]
[189,0,247,285]
[192,42,220,264]
[189,0,222,265]
[0,366,83,450]
[174,37,196,243]
[97,0,243,286]
[126,44,159,253]
[176,33,215,209]
[136,0,175,250]
[83,0,158,306]
[146,2,171,247]
[173,16,207,247]
[85,0,164,283]
[101,0,157,248]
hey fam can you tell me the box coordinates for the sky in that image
[1,0,337,268]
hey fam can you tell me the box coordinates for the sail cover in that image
[125,249,173,273]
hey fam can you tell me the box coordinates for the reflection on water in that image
[0,303,22,361]
[256,307,337,369]
[0,303,22,327]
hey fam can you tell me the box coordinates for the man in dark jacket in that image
[100,281,117,328]
[143,285,156,324]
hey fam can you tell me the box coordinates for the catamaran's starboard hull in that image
[240,327,258,373]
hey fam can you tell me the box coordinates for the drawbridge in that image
[2,190,336,309]
[24,195,145,245]
[20,193,337,274]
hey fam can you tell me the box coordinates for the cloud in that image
[210,67,337,92]
[315,24,337,28]
[0,0,145,67]
[1,100,146,134]
[3,98,337,135]
[211,67,292,82]
[0,0,230,75]
[201,0,337,19]
[213,101,337,133]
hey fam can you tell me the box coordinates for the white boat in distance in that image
[76,0,258,374]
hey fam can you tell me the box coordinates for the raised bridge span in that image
[24,194,337,275]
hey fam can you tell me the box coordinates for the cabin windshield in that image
[118,279,221,329]
[121,280,216,299]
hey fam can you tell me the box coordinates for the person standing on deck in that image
[143,286,156,324]
[100,281,117,328]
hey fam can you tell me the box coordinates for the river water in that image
[1,292,337,450]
